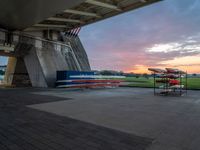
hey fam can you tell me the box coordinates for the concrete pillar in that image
[4,57,17,85]
[24,46,48,87]
[12,57,32,87]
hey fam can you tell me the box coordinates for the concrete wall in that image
[0,30,91,87]
[35,41,69,87]
[24,46,48,87]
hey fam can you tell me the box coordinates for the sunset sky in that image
[79,0,200,74]
[0,0,200,74]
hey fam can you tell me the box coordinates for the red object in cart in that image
[169,80,180,85]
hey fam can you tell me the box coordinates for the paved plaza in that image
[0,87,200,150]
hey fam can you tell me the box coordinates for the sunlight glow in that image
[160,55,200,66]
[128,65,150,74]
[127,55,200,74]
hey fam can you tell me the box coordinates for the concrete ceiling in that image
[0,0,85,30]
[0,0,162,31]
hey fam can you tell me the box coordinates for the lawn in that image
[121,77,200,90]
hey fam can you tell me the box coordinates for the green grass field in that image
[121,77,200,90]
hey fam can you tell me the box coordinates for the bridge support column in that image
[1,30,91,88]
[4,57,17,85]
[4,57,32,87]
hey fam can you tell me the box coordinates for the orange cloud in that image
[160,55,200,73]
[126,55,200,74]
[127,65,200,74]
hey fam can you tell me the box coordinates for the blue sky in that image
[0,56,7,66]
[79,0,200,73]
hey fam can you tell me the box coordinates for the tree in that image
[135,74,140,78]
[192,73,197,77]
[143,73,149,79]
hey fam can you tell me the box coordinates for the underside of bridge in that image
[0,0,162,87]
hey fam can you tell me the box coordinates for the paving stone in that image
[0,88,153,150]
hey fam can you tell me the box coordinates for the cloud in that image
[147,43,182,53]
[146,33,200,62]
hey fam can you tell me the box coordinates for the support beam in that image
[24,27,66,32]
[34,24,67,28]
[85,0,121,11]
[47,17,83,23]
[24,27,48,32]
[64,9,100,17]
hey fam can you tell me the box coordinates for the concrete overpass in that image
[1,0,161,31]
[0,0,162,87]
